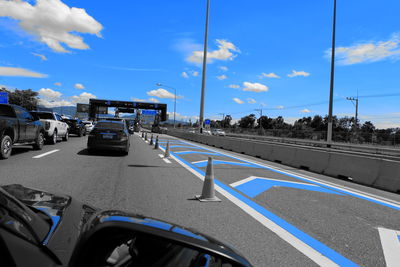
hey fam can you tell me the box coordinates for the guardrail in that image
[224,132,400,157]
[167,130,400,194]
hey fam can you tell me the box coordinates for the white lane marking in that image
[191,160,207,164]
[158,154,164,158]
[176,138,400,208]
[378,227,400,267]
[158,145,337,266]
[230,176,320,188]
[163,158,171,164]
[32,149,59,159]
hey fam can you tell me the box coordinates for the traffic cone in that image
[195,157,221,202]
[154,136,159,149]
[150,134,153,145]
[145,133,148,141]
[164,141,170,158]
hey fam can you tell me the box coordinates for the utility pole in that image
[346,95,359,128]
[327,0,337,145]
[255,108,264,134]
[199,0,211,134]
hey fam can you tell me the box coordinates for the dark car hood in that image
[1,185,248,266]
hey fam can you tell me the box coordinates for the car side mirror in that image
[69,211,251,267]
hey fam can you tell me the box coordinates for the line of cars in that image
[0,104,91,160]
[186,128,226,136]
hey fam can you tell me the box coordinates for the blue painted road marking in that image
[174,151,219,156]
[233,177,344,197]
[193,160,255,168]
[157,143,358,266]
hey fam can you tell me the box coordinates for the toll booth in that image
[88,99,167,121]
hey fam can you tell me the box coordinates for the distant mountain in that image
[37,106,77,117]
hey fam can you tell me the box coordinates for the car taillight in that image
[45,121,50,130]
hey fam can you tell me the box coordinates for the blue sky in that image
[0,0,399,128]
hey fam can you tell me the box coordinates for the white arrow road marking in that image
[230,176,319,188]
[32,149,59,159]
[378,227,400,267]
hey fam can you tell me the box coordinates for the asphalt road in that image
[1,132,400,266]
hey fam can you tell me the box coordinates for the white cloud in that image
[54,82,62,86]
[147,88,181,99]
[260,102,267,107]
[38,99,73,107]
[300,108,311,113]
[148,97,160,103]
[71,92,96,103]
[242,82,268,92]
[192,71,199,77]
[276,105,284,109]
[0,66,47,78]
[233,97,244,104]
[187,39,239,64]
[247,98,256,104]
[74,83,85,89]
[287,70,310,78]
[38,88,62,99]
[259,72,280,78]
[219,66,228,71]
[228,84,240,89]
[217,74,227,80]
[32,52,47,61]
[331,34,400,65]
[131,97,160,103]
[181,71,189,78]
[0,0,103,53]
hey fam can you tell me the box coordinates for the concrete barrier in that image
[373,160,400,192]
[167,131,400,193]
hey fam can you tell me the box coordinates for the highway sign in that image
[205,119,211,125]
[0,92,8,104]
[142,110,157,115]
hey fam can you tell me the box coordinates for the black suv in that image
[63,118,86,137]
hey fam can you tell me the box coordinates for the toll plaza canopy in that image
[89,99,167,121]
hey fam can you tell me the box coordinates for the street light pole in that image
[199,0,211,133]
[327,0,337,145]
[156,83,177,128]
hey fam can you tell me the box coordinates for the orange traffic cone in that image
[196,157,221,202]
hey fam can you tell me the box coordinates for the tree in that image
[1,88,39,111]
[222,115,232,128]
[360,121,375,143]
[310,115,326,131]
[238,114,256,128]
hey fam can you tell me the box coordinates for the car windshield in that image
[33,112,54,120]
[2,1,400,266]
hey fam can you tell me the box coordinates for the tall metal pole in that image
[174,87,176,128]
[327,0,337,145]
[199,0,210,133]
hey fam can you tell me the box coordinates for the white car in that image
[83,121,94,133]
[31,111,69,144]
[212,129,226,136]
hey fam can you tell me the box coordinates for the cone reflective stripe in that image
[150,134,154,145]
[164,141,170,158]
[195,157,221,202]
[145,133,148,141]
[154,136,159,149]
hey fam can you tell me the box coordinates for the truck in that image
[0,104,45,159]
[30,111,69,144]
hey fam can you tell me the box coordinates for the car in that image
[187,128,196,133]
[82,120,94,133]
[212,129,226,136]
[0,184,251,267]
[87,120,130,155]
[30,111,69,144]
[202,129,212,135]
[0,104,45,159]
[64,118,86,137]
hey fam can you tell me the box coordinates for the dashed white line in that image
[163,158,171,164]
[191,160,207,164]
[32,149,59,159]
